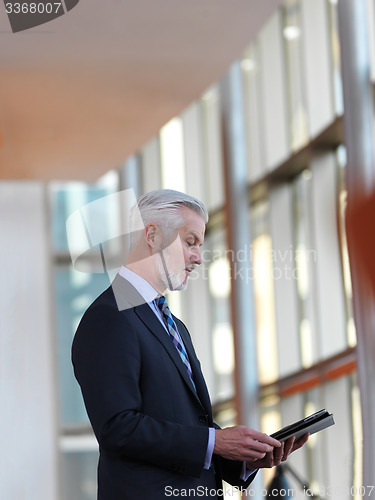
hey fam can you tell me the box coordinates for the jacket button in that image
[199,415,208,423]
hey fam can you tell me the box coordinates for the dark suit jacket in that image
[72,274,255,499]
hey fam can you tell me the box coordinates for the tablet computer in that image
[270,409,335,442]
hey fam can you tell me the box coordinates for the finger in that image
[264,450,277,468]
[252,451,277,469]
[244,437,275,456]
[273,442,285,462]
[242,439,273,460]
[248,429,281,448]
[246,450,268,461]
[282,437,295,458]
[246,444,274,461]
[281,433,309,462]
[293,433,309,451]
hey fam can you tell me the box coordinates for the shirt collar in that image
[118,266,159,304]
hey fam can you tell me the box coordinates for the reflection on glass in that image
[50,182,119,254]
[207,230,235,401]
[251,203,278,384]
[293,170,319,368]
[336,146,357,347]
[283,0,309,151]
[296,242,310,300]
[208,257,231,299]
[201,85,224,211]
[212,323,235,376]
[160,117,186,192]
[300,318,314,368]
[241,42,265,182]
[327,0,344,115]
[253,235,279,384]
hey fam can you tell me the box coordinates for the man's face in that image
[158,207,205,292]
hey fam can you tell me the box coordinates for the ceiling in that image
[0,0,282,181]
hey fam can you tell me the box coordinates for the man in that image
[72,189,308,499]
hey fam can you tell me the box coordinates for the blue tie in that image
[154,296,196,392]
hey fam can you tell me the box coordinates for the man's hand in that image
[246,433,309,469]
[214,426,282,462]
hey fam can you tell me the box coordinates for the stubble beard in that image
[157,250,189,292]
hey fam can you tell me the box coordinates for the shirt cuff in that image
[241,462,258,480]
[204,427,215,469]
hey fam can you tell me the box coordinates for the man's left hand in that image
[246,433,309,470]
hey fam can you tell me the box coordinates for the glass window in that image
[323,376,356,500]
[206,229,235,402]
[159,117,186,192]
[310,152,347,358]
[269,184,301,376]
[292,170,320,368]
[250,202,278,384]
[283,0,309,151]
[241,42,266,182]
[327,0,344,115]
[300,0,335,138]
[51,182,118,254]
[50,178,119,500]
[182,102,207,205]
[51,179,120,425]
[141,137,162,193]
[54,266,111,425]
[200,86,225,212]
[336,146,357,347]
[258,9,290,169]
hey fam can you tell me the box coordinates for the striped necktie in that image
[154,296,196,392]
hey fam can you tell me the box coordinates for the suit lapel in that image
[134,304,205,407]
[111,273,208,410]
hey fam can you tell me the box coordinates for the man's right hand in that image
[214,426,281,462]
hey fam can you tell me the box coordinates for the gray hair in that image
[129,189,208,247]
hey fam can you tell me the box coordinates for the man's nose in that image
[191,247,202,266]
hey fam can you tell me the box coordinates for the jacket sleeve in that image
[72,303,209,477]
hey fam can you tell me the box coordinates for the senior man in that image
[72,189,308,499]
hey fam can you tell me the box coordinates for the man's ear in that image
[145,223,161,251]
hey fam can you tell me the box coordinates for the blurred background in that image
[1,0,375,499]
